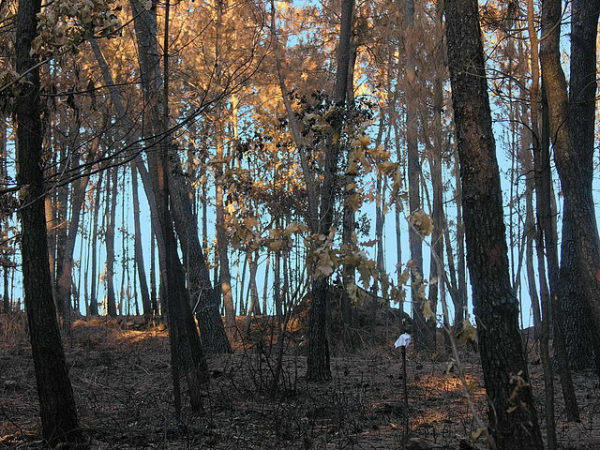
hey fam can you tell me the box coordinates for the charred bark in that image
[444,0,543,447]
[15,0,81,442]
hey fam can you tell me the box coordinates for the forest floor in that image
[1,313,599,450]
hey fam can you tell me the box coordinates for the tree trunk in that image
[306,0,354,382]
[539,0,600,374]
[454,161,468,325]
[538,82,580,420]
[562,0,600,373]
[132,164,153,315]
[444,0,543,447]
[131,0,210,411]
[55,141,98,321]
[105,166,118,316]
[3,265,9,313]
[405,0,431,352]
[212,0,237,341]
[168,151,231,352]
[93,22,229,350]
[89,172,103,316]
[53,147,70,318]
[427,14,445,347]
[527,0,578,427]
[262,251,270,316]
[15,0,81,441]
[0,122,10,313]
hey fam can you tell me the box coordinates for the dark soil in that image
[1,314,599,449]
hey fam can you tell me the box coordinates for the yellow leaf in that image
[316,251,335,277]
[343,253,362,267]
[18,185,30,200]
[393,287,406,304]
[344,193,363,211]
[269,240,285,252]
[361,239,378,247]
[357,258,376,286]
[393,168,403,187]
[398,268,411,285]
[226,203,237,215]
[346,159,360,176]
[457,318,478,344]
[422,300,434,320]
[284,222,301,235]
[377,161,397,175]
[409,210,434,237]
[269,229,283,239]
[244,216,259,228]
[380,273,390,297]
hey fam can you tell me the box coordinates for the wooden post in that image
[394,332,411,444]
[402,345,408,441]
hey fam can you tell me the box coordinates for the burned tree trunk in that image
[444,0,543,447]
[15,0,81,442]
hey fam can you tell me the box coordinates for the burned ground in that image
[1,315,599,449]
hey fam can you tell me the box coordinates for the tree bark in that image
[405,0,432,352]
[527,0,578,425]
[93,16,229,351]
[454,164,468,324]
[0,122,10,313]
[131,0,210,410]
[539,0,600,375]
[89,172,103,316]
[444,0,543,447]
[105,166,118,316]
[131,164,153,315]
[168,151,231,352]
[212,0,237,341]
[306,0,354,382]
[55,140,98,320]
[427,8,446,347]
[15,0,81,442]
